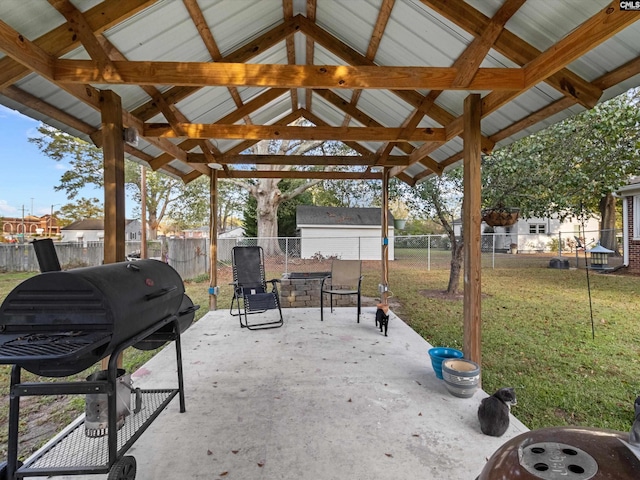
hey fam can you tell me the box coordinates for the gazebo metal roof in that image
[0,0,639,185]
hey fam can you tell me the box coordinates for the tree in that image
[482,89,640,250]
[56,197,103,226]
[411,169,465,295]
[29,125,218,239]
[242,179,313,238]
[227,118,349,254]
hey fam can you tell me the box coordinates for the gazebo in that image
[0,0,639,369]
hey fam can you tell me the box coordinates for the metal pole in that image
[558,231,562,257]
[140,165,147,259]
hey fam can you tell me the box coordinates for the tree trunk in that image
[147,212,159,240]
[447,234,464,295]
[599,193,617,253]
[256,179,282,255]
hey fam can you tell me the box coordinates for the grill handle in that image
[144,285,178,301]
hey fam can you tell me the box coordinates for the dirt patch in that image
[418,289,490,301]
[419,289,464,301]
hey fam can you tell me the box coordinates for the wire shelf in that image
[20,389,178,475]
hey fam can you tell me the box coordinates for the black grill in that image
[0,259,196,376]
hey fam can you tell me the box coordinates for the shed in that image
[296,206,394,261]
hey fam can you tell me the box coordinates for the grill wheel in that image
[107,455,136,480]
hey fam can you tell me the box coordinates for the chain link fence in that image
[0,229,623,278]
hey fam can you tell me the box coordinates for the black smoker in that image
[0,242,197,480]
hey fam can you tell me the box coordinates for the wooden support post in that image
[209,170,218,310]
[101,89,125,370]
[381,168,390,304]
[463,93,482,368]
[102,90,125,265]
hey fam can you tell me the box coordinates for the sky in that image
[0,105,127,219]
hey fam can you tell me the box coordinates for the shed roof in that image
[297,206,394,227]
[0,1,639,185]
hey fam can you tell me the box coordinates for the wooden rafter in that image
[0,1,636,187]
[375,0,523,170]
[398,2,640,176]
[283,0,299,111]
[341,0,395,128]
[187,154,409,166]
[0,0,155,89]
[420,0,603,108]
[216,170,381,180]
[143,123,447,142]
[53,60,525,90]
[130,15,303,122]
[183,0,245,110]
[305,0,317,111]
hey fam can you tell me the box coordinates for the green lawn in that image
[2,262,640,458]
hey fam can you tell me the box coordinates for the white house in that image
[61,219,143,244]
[296,206,394,261]
[453,214,600,253]
[491,215,600,253]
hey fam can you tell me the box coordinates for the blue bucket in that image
[428,347,463,379]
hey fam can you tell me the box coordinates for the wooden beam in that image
[144,123,447,142]
[452,0,525,87]
[405,4,632,174]
[1,85,95,135]
[420,0,602,108]
[187,153,409,166]
[594,54,640,90]
[47,0,122,81]
[304,0,317,110]
[463,93,482,369]
[101,90,126,265]
[183,0,245,110]
[127,14,304,121]
[523,3,640,90]
[53,60,526,90]
[300,18,494,167]
[283,0,299,111]
[217,170,382,180]
[0,0,155,89]
[0,19,55,79]
[299,109,373,157]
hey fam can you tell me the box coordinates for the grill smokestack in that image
[31,238,61,273]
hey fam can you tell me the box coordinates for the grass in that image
[2,261,640,458]
[384,265,640,432]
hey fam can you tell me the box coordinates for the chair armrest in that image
[321,274,332,289]
[267,278,281,285]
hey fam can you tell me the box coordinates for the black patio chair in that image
[320,259,362,322]
[230,246,283,330]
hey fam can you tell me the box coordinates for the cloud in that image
[0,199,18,216]
[0,105,37,122]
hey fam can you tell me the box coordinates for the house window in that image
[529,224,546,234]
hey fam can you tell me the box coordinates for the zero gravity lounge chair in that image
[230,246,284,330]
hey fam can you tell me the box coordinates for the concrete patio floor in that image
[34,306,528,479]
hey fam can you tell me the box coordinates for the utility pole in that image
[21,205,25,242]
